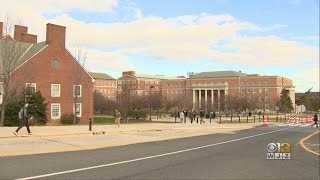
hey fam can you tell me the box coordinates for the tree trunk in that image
[0,107,5,126]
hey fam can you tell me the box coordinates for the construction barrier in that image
[263,117,268,127]
[301,117,306,124]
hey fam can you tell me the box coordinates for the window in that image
[247,88,250,93]
[253,88,256,93]
[73,103,82,117]
[51,103,60,119]
[265,82,269,86]
[265,88,269,93]
[259,88,262,93]
[259,97,262,101]
[112,89,114,93]
[26,83,36,95]
[145,92,149,95]
[241,89,244,93]
[253,82,256,86]
[265,96,269,101]
[247,82,250,86]
[51,84,60,97]
[73,85,82,97]
[118,80,122,85]
[51,59,60,69]
[259,82,262,86]
[265,104,269,110]
[241,82,244,86]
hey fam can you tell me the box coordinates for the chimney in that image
[14,25,28,42]
[46,23,66,48]
[0,22,3,38]
[122,71,136,76]
[21,33,37,44]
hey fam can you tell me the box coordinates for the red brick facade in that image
[1,22,93,124]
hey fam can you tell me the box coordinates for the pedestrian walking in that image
[200,109,205,124]
[115,109,121,127]
[184,110,187,123]
[179,111,184,123]
[192,109,196,123]
[14,103,32,136]
[311,113,319,128]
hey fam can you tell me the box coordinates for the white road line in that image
[17,127,293,180]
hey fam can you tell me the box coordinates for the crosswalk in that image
[269,123,317,127]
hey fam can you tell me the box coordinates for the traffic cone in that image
[263,117,268,127]
[301,117,306,124]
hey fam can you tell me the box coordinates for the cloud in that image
[294,67,320,92]
[1,0,318,73]
[214,36,319,66]
[83,49,137,72]
[292,35,320,40]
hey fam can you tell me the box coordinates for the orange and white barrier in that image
[301,117,306,124]
[263,117,268,127]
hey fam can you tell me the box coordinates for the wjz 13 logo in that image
[267,143,291,160]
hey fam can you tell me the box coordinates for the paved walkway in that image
[0,121,263,156]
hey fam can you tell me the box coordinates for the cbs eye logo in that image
[267,143,291,153]
[267,143,291,160]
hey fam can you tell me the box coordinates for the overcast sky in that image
[1,0,319,92]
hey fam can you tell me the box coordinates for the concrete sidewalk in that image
[0,122,265,156]
[0,121,263,139]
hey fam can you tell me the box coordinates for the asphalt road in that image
[0,126,319,180]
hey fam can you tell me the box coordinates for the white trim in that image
[73,103,82,117]
[51,103,61,119]
[13,44,48,73]
[73,85,82,97]
[51,84,60,97]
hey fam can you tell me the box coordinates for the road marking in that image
[17,127,292,180]
[299,130,320,156]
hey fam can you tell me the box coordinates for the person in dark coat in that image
[311,113,319,128]
[200,109,205,124]
[14,103,32,136]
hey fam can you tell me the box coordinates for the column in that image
[205,89,208,110]
[211,89,214,109]
[193,89,196,110]
[199,90,201,109]
[218,90,221,110]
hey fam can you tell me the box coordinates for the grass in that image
[94,117,116,125]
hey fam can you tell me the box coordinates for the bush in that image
[4,101,24,127]
[60,113,80,125]
[128,109,147,119]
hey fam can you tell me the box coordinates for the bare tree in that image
[0,15,30,126]
[71,47,87,124]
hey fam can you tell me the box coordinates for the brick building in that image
[0,22,93,123]
[119,71,295,112]
[161,71,295,111]
[117,71,184,96]
[90,72,116,100]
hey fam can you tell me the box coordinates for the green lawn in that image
[93,117,116,124]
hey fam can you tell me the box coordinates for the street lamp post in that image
[149,86,154,121]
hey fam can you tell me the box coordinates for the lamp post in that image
[149,86,154,121]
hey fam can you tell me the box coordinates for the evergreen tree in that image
[27,91,48,125]
[278,89,294,113]
[4,90,48,126]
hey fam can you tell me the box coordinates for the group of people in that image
[175,109,216,124]
[12,103,319,136]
